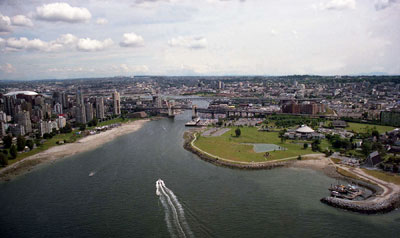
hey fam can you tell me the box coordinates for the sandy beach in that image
[0,119,149,181]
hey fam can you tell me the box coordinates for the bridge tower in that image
[167,101,175,118]
[192,105,198,119]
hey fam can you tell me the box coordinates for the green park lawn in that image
[194,127,321,163]
[346,122,395,134]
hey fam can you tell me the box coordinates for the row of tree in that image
[265,115,325,129]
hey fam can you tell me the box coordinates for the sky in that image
[0,0,399,80]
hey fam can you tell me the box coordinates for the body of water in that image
[243,143,286,153]
[1,101,400,237]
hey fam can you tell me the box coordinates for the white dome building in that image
[296,125,315,134]
[4,91,39,97]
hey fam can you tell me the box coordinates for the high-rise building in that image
[54,102,63,114]
[61,93,68,109]
[4,96,16,117]
[95,97,105,119]
[282,102,322,115]
[34,96,44,107]
[85,102,94,122]
[0,121,6,137]
[76,89,84,106]
[10,124,25,136]
[301,103,319,115]
[56,116,67,129]
[112,90,121,115]
[75,105,86,124]
[53,92,61,105]
[21,101,32,117]
[0,111,7,122]
[43,103,52,119]
[282,102,300,114]
[218,81,224,90]
[16,111,32,133]
[39,120,59,137]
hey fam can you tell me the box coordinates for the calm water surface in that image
[1,107,400,237]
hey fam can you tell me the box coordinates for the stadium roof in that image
[4,91,39,96]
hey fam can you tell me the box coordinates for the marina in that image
[328,184,364,200]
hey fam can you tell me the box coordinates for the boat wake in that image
[156,179,193,238]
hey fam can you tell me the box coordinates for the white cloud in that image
[11,15,33,27]
[292,30,299,39]
[56,33,78,45]
[0,14,12,33]
[0,63,16,73]
[118,64,149,73]
[168,36,207,49]
[47,66,94,73]
[4,37,63,51]
[0,34,113,53]
[317,0,356,10]
[375,0,399,10]
[95,18,108,25]
[119,32,144,47]
[36,3,91,23]
[77,38,113,51]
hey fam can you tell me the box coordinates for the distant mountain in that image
[356,72,389,76]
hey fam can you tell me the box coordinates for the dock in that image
[328,184,364,200]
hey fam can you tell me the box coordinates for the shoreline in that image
[0,119,149,182]
[183,129,400,214]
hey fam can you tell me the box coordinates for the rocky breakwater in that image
[321,192,400,214]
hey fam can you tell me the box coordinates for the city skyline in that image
[1,0,400,80]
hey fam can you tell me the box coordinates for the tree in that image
[3,135,12,149]
[372,130,380,138]
[79,123,86,131]
[303,143,309,150]
[279,129,287,138]
[311,139,321,152]
[297,155,302,160]
[235,128,241,137]
[217,118,223,126]
[324,150,333,157]
[92,117,98,127]
[10,145,17,159]
[26,140,34,150]
[361,141,372,157]
[61,123,72,134]
[51,128,58,136]
[0,153,8,166]
[17,136,26,151]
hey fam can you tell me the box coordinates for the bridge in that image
[122,106,338,119]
